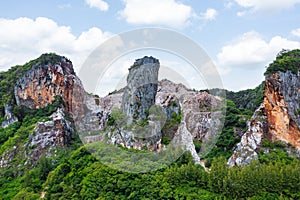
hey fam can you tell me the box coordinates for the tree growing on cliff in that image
[265,49,300,75]
[107,108,128,147]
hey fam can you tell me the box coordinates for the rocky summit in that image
[14,55,78,112]
[122,56,160,122]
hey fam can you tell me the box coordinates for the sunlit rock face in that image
[27,108,74,164]
[264,72,300,149]
[156,79,224,164]
[0,108,74,169]
[229,69,300,166]
[14,55,84,114]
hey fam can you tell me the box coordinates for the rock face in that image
[89,78,223,162]
[80,59,224,164]
[156,80,224,164]
[122,56,160,122]
[229,70,300,166]
[0,108,74,168]
[264,72,300,149]
[27,108,74,164]
[228,104,268,166]
[0,54,83,169]
[14,56,83,113]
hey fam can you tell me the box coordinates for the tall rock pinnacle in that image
[121,56,160,121]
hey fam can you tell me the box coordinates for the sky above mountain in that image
[1,0,300,92]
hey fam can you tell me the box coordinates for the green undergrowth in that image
[31,149,300,199]
[202,100,251,167]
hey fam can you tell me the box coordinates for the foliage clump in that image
[209,82,265,111]
[264,49,300,76]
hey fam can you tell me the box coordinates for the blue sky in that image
[1,0,300,93]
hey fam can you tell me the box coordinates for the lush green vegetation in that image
[7,96,298,199]
[2,147,297,200]
[265,49,300,76]
[208,82,265,112]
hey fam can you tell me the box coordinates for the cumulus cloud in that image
[0,17,111,72]
[291,28,300,37]
[215,31,300,91]
[201,8,217,20]
[85,0,109,11]
[120,0,192,28]
[235,0,300,15]
[216,31,300,72]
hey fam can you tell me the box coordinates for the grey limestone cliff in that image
[81,57,225,165]
[122,56,160,122]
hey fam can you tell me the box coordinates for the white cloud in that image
[201,8,217,20]
[215,31,300,91]
[85,0,109,11]
[235,0,300,15]
[217,31,300,71]
[57,4,71,9]
[224,2,233,9]
[236,11,245,17]
[0,17,112,72]
[120,0,192,28]
[291,28,300,37]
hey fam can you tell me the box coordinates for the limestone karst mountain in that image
[0,51,300,199]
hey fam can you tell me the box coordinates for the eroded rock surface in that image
[14,56,84,113]
[122,56,160,121]
[81,62,224,164]
[27,108,74,164]
[229,69,300,166]
[228,104,268,166]
[264,72,300,149]
[0,108,74,168]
